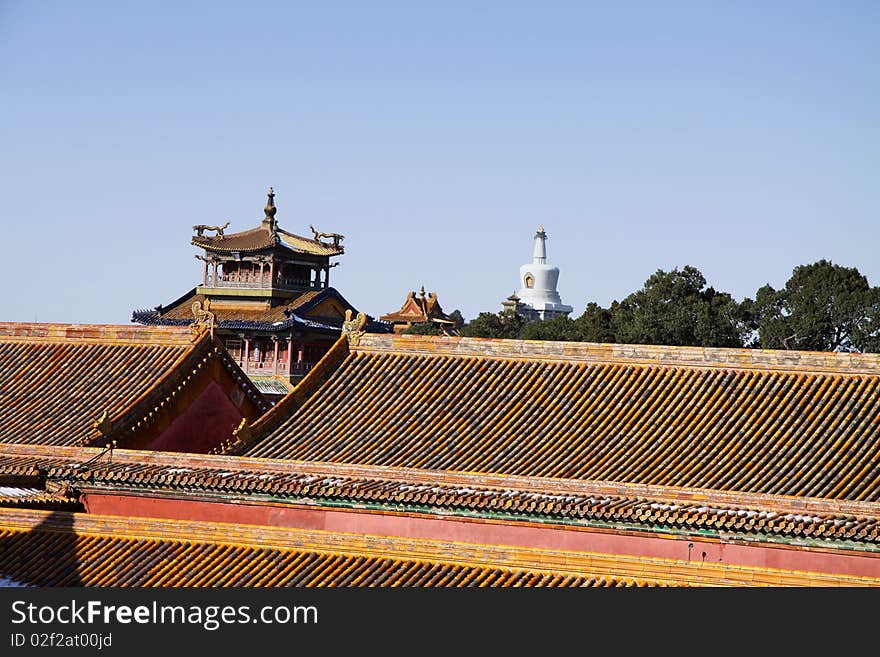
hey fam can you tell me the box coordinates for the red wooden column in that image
[286,336,293,372]
[243,337,250,373]
[272,337,279,375]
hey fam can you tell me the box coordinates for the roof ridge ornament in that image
[310,224,345,249]
[263,187,277,230]
[192,221,230,238]
[92,409,112,439]
[210,418,252,455]
[342,309,368,346]
[190,298,216,339]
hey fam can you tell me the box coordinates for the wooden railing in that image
[206,275,313,290]
[239,361,315,376]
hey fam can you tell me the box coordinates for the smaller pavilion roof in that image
[380,286,457,325]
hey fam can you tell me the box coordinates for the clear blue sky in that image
[2,2,878,324]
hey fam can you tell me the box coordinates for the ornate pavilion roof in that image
[3,507,874,586]
[0,323,267,449]
[191,188,344,257]
[380,286,456,325]
[192,226,344,257]
[132,288,390,334]
[235,334,880,502]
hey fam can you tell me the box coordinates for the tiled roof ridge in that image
[2,508,876,586]
[276,226,317,242]
[354,334,880,375]
[276,228,345,256]
[222,336,351,454]
[2,444,878,520]
[0,486,79,509]
[43,462,880,544]
[0,323,194,346]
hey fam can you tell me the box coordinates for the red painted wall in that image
[81,493,880,579]
[146,380,242,453]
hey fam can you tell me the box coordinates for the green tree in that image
[448,309,465,327]
[461,311,525,339]
[519,315,581,341]
[853,294,880,353]
[403,322,444,336]
[755,259,880,352]
[611,266,748,347]
[574,302,616,343]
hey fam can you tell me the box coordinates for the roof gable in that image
[0,323,267,450]
[380,289,453,324]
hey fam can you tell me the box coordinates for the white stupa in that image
[513,226,573,321]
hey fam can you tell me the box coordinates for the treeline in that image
[409,260,880,353]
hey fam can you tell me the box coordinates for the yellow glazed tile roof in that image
[0,323,267,448]
[0,509,674,587]
[2,508,877,587]
[191,226,343,257]
[0,323,195,446]
[239,334,880,502]
[157,290,323,322]
[1,444,877,545]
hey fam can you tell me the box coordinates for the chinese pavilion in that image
[380,286,460,334]
[132,188,389,399]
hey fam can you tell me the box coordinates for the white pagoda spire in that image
[532,225,547,264]
[514,226,573,321]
